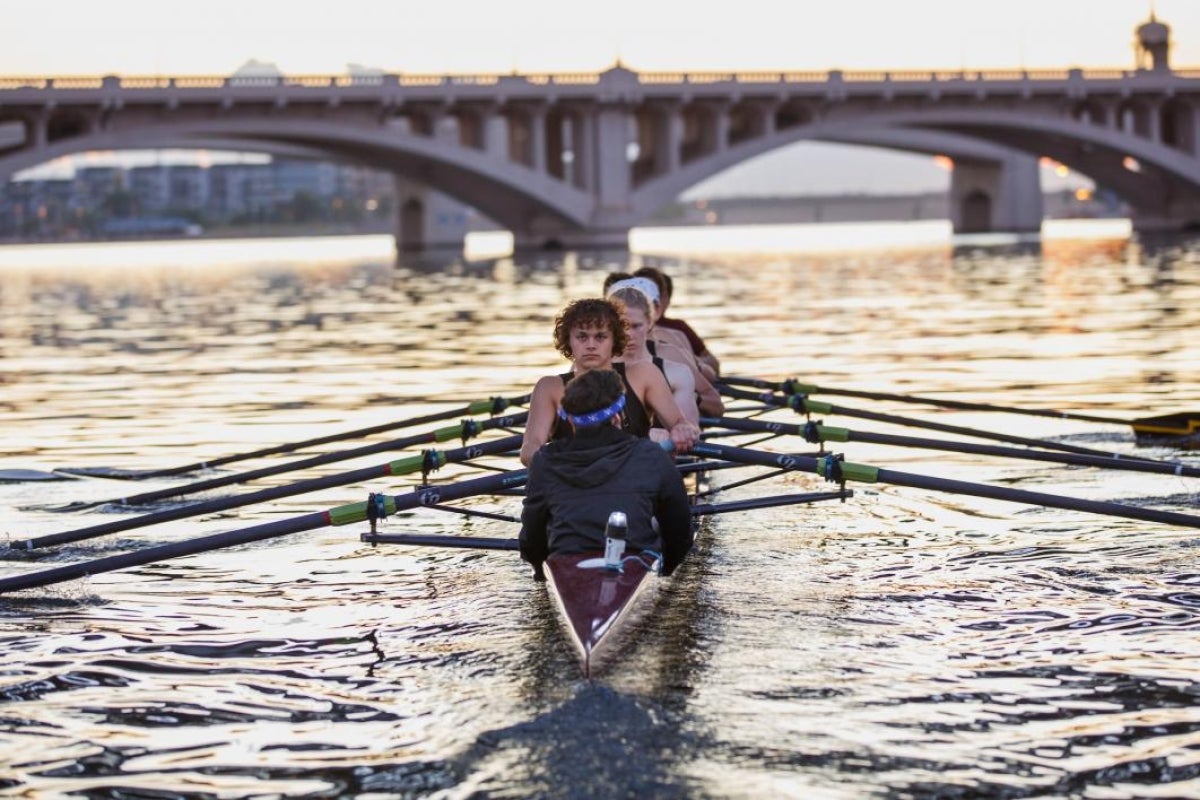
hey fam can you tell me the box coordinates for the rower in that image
[602,272,716,387]
[518,297,699,466]
[632,266,721,379]
[519,368,694,580]
[607,283,724,422]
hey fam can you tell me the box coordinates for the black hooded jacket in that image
[519,424,693,576]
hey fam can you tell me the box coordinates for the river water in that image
[2,220,1200,798]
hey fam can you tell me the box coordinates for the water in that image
[3,220,1200,798]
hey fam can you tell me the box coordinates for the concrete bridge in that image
[2,16,1198,250]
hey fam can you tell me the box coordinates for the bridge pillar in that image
[509,103,630,251]
[529,106,547,174]
[484,108,508,158]
[666,108,683,173]
[572,107,594,190]
[392,175,471,254]
[949,152,1043,234]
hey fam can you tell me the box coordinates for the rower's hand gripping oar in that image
[12,425,524,551]
[721,376,1200,444]
[53,393,530,480]
[0,467,530,595]
[692,441,1200,531]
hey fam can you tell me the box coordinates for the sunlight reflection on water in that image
[2,221,1200,798]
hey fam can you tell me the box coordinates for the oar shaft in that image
[58,394,530,479]
[690,491,851,516]
[13,435,522,550]
[0,511,331,593]
[703,416,1200,478]
[359,492,857,549]
[876,467,1200,528]
[97,412,527,508]
[692,442,1200,530]
[360,533,520,549]
[715,386,1156,461]
[0,468,529,595]
[721,377,1128,426]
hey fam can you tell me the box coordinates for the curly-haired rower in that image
[519,297,700,467]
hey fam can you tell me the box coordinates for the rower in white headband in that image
[606,277,660,306]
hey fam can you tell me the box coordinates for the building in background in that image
[0,157,410,241]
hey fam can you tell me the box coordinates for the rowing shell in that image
[545,550,663,678]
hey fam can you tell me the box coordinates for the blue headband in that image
[557,393,626,427]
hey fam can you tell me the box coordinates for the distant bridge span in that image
[3,62,1200,249]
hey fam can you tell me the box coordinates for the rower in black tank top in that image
[550,363,651,441]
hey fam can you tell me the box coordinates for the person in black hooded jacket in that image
[519,368,694,579]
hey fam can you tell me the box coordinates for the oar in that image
[692,442,1200,530]
[47,412,528,512]
[0,469,80,483]
[359,490,854,548]
[716,384,1163,462]
[53,394,530,480]
[11,435,522,551]
[0,468,530,595]
[721,376,1200,443]
[702,416,1200,479]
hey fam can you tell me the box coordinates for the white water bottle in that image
[603,511,628,570]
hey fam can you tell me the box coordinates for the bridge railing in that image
[2,65,1199,94]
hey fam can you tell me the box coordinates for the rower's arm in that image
[648,344,720,427]
[520,376,560,466]
[666,362,700,425]
[630,361,699,451]
[693,368,725,417]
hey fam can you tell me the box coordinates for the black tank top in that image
[551,362,651,440]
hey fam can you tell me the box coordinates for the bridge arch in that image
[5,61,1200,249]
[0,118,597,235]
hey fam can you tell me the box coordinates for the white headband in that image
[606,277,660,305]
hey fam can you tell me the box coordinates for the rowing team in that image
[518,266,724,582]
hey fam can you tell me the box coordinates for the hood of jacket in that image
[541,425,641,489]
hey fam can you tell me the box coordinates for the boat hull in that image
[545,551,661,678]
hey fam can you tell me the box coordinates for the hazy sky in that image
[6,0,1192,75]
[7,0,1189,195]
